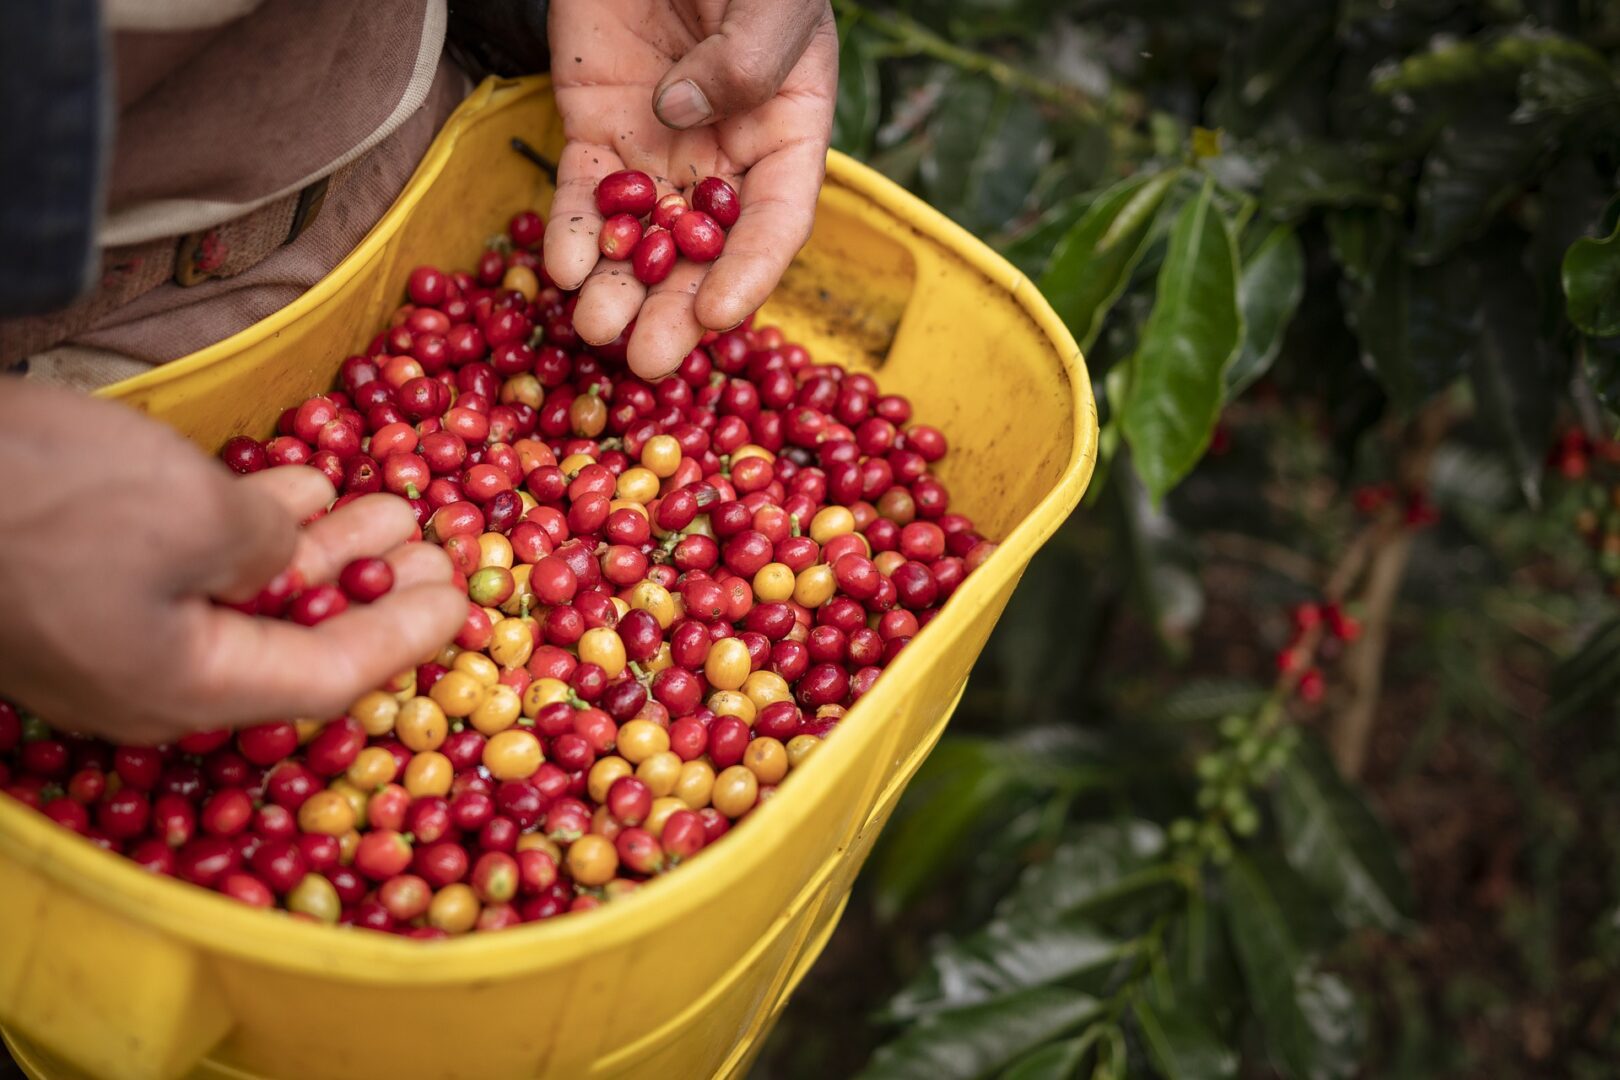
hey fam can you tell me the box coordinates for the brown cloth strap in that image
[0,163,347,368]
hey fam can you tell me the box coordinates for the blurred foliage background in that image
[754,1,1620,1077]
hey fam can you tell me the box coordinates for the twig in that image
[1330,529,1413,777]
[831,0,1101,122]
[510,138,558,183]
[1329,400,1453,777]
[1200,530,1322,585]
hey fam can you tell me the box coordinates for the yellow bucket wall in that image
[0,76,1097,1080]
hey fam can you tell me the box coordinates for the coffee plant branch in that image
[831,0,1102,122]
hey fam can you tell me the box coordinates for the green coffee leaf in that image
[1039,170,1179,352]
[1121,180,1243,501]
[1132,996,1237,1080]
[999,820,1167,920]
[1473,252,1563,506]
[886,916,1125,1020]
[997,1035,1096,1080]
[832,25,881,157]
[1274,735,1415,932]
[1563,211,1620,338]
[859,988,1102,1080]
[1410,111,1554,264]
[873,738,1018,920]
[1227,225,1305,395]
[1224,855,1317,1077]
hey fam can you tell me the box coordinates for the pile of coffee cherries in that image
[595,171,740,285]
[0,208,995,936]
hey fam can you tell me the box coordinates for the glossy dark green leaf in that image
[1473,252,1563,506]
[1547,616,1620,723]
[859,988,1101,1080]
[1294,968,1367,1080]
[1563,212,1620,337]
[832,25,881,157]
[1410,110,1555,264]
[1261,144,1394,219]
[1274,735,1415,932]
[999,821,1167,920]
[1324,209,1397,286]
[1002,191,1097,281]
[1039,170,1179,352]
[1223,855,1318,1078]
[1370,29,1602,97]
[919,78,994,208]
[1337,244,1480,411]
[874,738,1018,921]
[886,916,1125,1020]
[1227,226,1305,395]
[1132,996,1237,1080]
[920,82,1051,235]
[1515,45,1620,119]
[997,1035,1095,1080]
[1121,181,1244,501]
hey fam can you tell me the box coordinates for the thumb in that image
[653,0,828,130]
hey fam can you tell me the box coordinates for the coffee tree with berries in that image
[755,2,1620,1077]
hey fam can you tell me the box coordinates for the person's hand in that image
[545,0,837,379]
[0,382,465,745]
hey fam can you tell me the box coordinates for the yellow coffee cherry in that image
[635,751,683,797]
[644,642,674,674]
[428,883,480,934]
[810,506,855,544]
[588,756,634,804]
[712,766,760,818]
[477,532,514,570]
[704,637,751,691]
[707,690,757,725]
[793,565,837,608]
[403,751,453,797]
[429,671,485,720]
[297,791,355,836]
[743,670,791,711]
[287,873,341,923]
[349,691,400,738]
[616,719,669,765]
[396,696,448,751]
[753,562,796,602]
[644,796,687,838]
[629,581,676,628]
[502,265,539,301]
[483,730,544,781]
[786,734,822,769]
[522,677,571,717]
[558,452,596,477]
[674,760,715,809]
[579,627,627,678]
[347,746,398,789]
[452,651,500,688]
[566,834,618,886]
[329,779,369,824]
[616,466,660,504]
[470,684,523,735]
[488,617,535,669]
[731,444,773,463]
[744,737,789,785]
[640,434,682,478]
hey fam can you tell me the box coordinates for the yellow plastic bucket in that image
[0,76,1096,1080]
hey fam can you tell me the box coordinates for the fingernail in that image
[656,80,713,130]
